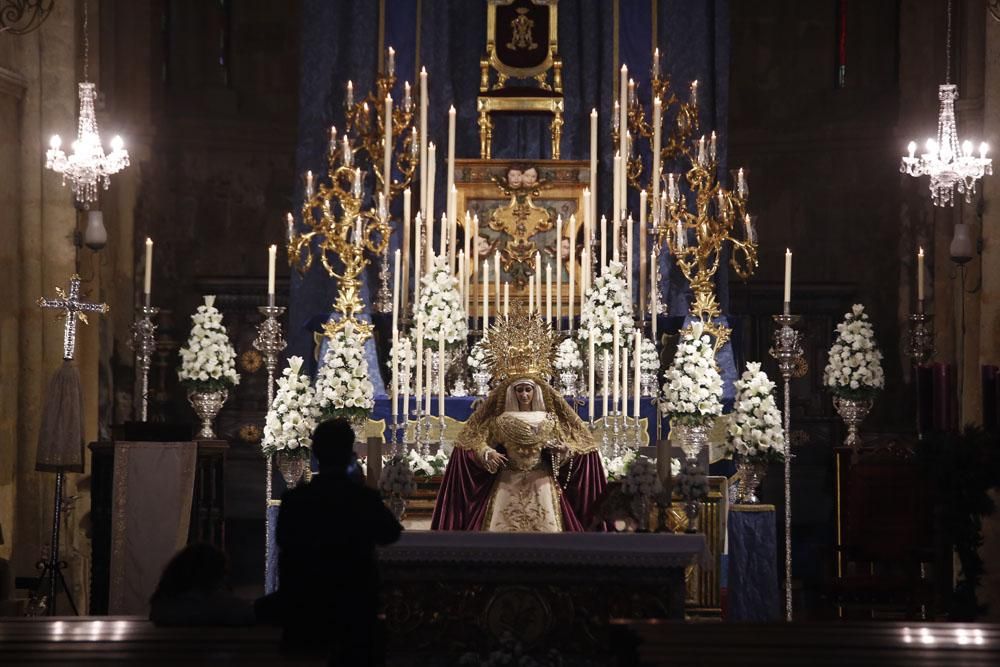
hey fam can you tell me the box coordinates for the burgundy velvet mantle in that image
[430,449,607,531]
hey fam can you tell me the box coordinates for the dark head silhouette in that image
[151,543,228,603]
[311,418,354,469]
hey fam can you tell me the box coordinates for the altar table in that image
[727,504,780,621]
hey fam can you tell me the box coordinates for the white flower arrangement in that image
[601,450,636,481]
[467,336,489,371]
[262,356,319,458]
[414,254,469,348]
[314,326,375,421]
[554,338,584,373]
[823,304,885,399]
[726,362,785,463]
[639,337,660,374]
[177,295,240,391]
[390,336,416,374]
[379,455,417,497]
[622,456,664,497]
[405,448,449,477]
[577,260,632,353]
[659,322,723,425]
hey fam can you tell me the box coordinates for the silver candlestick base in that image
[905,309,934,366]
[253,303,286,593]
[375,245,393,313]
[130,304,159,422]
[770,313,803,623]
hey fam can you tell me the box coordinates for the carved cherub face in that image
[520,168,538,187]
[507,169,523,188]
[514,382,535,410]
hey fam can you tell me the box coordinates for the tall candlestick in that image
[494,252,501,307]
[424,210,433,273]
[784,248,793,312]
[917,246,925,302]
[568,215,576,330]
[650,250,658,339]
[613,213,621,262]
[419,67,428,215]
[612,153,621,236]
[446,106,456,227]
[639,191,647,317]
[503,282,510,319]
[402,188,412,313]
[621,345,629,418]
[602,351,610,417]
[601,215,608,270]
[590,109,598,229]
[528,277,535,315]
[459,250,467,319]
[556,216,563,329]
[427,142,436,224]
[144,237,153,296]
[267,244,276,296]
[425,349,432,418]
[587,334,596,418]
[633,330,641,418]
[392,249,401,337]
[463,212,471,308]
[583,189,592,281]
[546,263,553,325]
[613,316,621,410]
[440,213,448,259]
[619,64,628,190]
[448,189,457,271]
[438,329,446,417]
[482,260,489,330]
[534,252,542,313]
[626,213,634,297]
[414,212,423,306]
[415,323,424,416]
[391,343,398,418]
[581,248,589,301]
[383,94,393,201]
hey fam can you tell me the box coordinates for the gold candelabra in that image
[611,66,700,193]
[655,139,757,349]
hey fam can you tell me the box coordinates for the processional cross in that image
[37,274,109,361]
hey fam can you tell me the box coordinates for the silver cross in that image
[37,274,109,361]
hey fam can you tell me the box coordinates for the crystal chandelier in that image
[900,0,990,207]
[45,2,129,207]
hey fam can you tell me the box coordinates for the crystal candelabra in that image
[905,300,934,439]
[770,313,803,623]
[655,132,757,350]
[129,300,159,422]
[900,85,991,207]
[253,301,286,592]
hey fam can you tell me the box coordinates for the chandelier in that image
[900,0,990,207]
[44,2,129,207]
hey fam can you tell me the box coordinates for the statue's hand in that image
[482,447,508,474]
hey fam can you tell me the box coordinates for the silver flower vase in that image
[735,457,767,504]
[671,422,711,462]
[559,371,579,396]
[349,413,369,443]
[188,388,228,439]
[833,395,874,451]
[277,450,309,489]
[388,494,407,521]
[472,371,491,397]
[640,371,658,398]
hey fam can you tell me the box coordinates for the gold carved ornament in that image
[488,168,554,289]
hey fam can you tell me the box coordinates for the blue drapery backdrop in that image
[290,0,732,391]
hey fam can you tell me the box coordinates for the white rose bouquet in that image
[467,336,489,372]
[823,304,885,399]
[726,362,785,463]
[622,456,664,497]
[639,337,660,374]
[315,326,375,421]
[390,336,415,391]
[601,450,637,481]
[405,449,449,477]
[660,323,723,425]
[262,356,319,458]
[379,455,417,497]
[177,295,240,391]
[554,338,584,373]
[414,254,469,348]
[577,260,632,353]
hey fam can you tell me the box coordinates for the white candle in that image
[590,109,598,229]
[613,316,620,411]
[601,215,608,270]
[556,215,563,328]
[286,212,294,245]
[583,189,592,280]
[425,210,434,273]
[546,263,553,325]
[415,324,424,415]
[425,349,432,417]
[414,212,423,305]
[619,64,628,185]
[144,237,153,296]
[402,188,412,311]
[612,153,621,237]
[267,244,276,296]
[482,260,489,329]
[383,93,393,201]
[392,249,401,338]
[652,97,662,220]
[438,329,446,417]
[568,215,576,331]
[391,343,398,418]
[588,335,595,420]
[602,351,610,418]
[494,252,501,306]
[503,282,510,319]
[419,68,428,214]
[581,248,589,302]
[427,142,436,224]
[448,189,457,271]
[626,213,634,296]
[534,252,542,313]
[650,250,658,340]
[613,212,621,263]
[459,250,467,318]
[639,191,647,315]
[784,248,793,310]
[447,106,456,226]
[633,330,641,419]
[528,277,535,315]
[440,213,448,259]
[463,212,471,308]
[917,246,925,302]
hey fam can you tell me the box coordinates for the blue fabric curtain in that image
[290,0,731,372]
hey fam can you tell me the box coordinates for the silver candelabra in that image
[375,244,393,313]
[770,312,803,622]
[253,302,286,591]
[905,299,934,438]
[130,301,159,422]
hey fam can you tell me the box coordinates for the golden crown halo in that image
[482,307,556,382]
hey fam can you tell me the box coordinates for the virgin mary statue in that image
[432,310,607,531]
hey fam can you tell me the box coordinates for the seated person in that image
[149,542,254,626]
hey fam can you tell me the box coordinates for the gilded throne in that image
[477,0,564,160]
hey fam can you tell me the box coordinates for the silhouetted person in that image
[149,543,253,626]
[275,418,402,664]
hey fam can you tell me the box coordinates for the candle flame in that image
[918,246,924,256]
